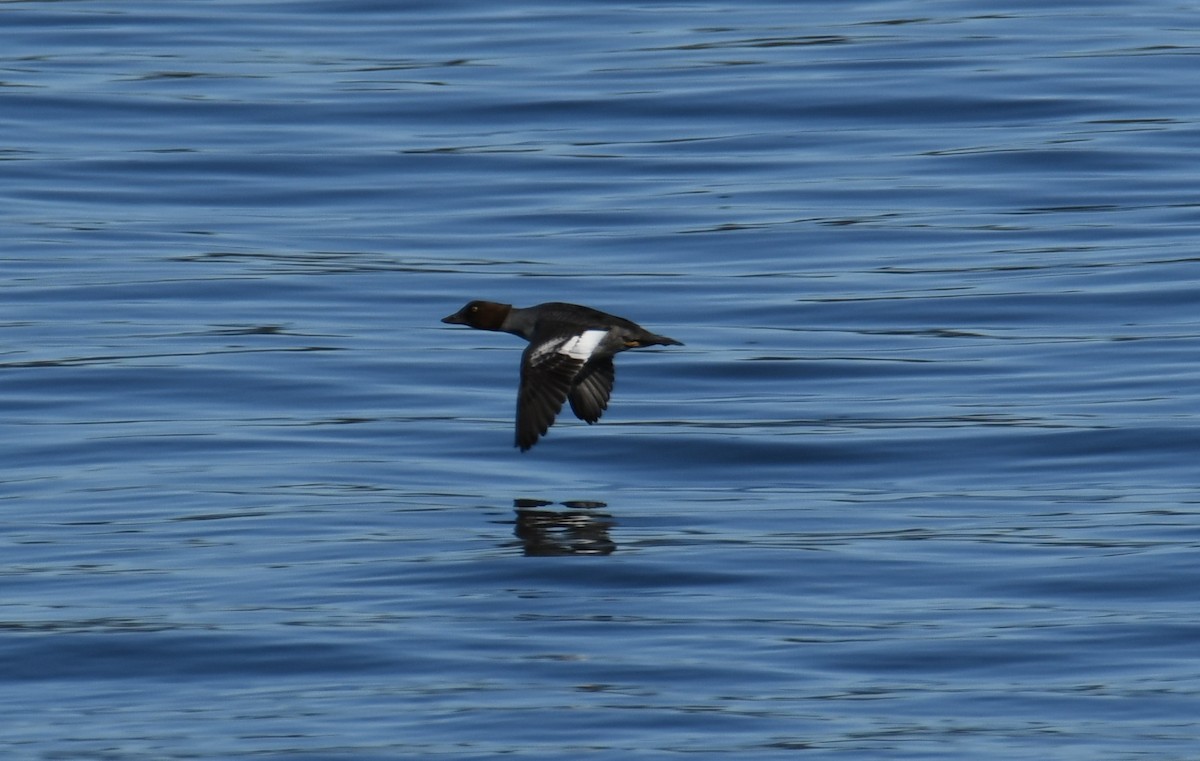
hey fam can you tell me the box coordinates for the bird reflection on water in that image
[511,499,615,556]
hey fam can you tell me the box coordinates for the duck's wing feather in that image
[568,357,614,424]
[516,336,585,451]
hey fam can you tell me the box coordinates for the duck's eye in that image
[470,305,479,313]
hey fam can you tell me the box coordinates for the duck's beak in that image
[441,310,467,325]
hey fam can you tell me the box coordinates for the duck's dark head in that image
[441,300,512,332]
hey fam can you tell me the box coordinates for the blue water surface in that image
[3,1,1199,758]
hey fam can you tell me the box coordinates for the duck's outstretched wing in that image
[568,357,614,424]
[515,337,582,451]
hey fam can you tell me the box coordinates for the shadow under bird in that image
[441,300,684,451]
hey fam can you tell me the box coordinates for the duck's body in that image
[441,300,683,451]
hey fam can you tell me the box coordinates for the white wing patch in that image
[528,329,609,365]
[559,329,607,361]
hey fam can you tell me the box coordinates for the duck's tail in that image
[629,332,683,348]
